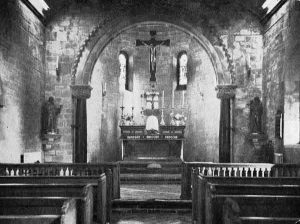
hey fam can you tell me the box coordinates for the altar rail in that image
[181,162,275,199]
[0,162,120,199]
[181,162,300,199]
[272,163,300,177]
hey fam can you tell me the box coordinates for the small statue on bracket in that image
[249,96,263,134]
[42,97,62,134]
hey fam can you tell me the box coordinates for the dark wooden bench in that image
[192,171,300,223]
[0,162,120,199]
[183,162,300,200]
[0,197,77,224]
[0,174,109,224]
[0,215,63,224]
[192,172,300,224]
[0,183,93,224]
[181,162,274,199]
[206,183,300,224]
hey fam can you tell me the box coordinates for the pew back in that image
[0,183,93,224]
[0,198,76,224]
[192,172,300,224]
[0,162,120,199]
[205,183,300,224]
[0,174,108,224]
[181,162,274,199]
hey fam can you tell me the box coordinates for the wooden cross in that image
[136,31,170,82]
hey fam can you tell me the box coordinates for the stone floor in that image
[111,212,192,224]
[120,184,181,200]
[111,184,192,223]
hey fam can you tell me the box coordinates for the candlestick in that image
[182,91,185,108]
[162,90,164,108]
[160,108,165,125]
[120,105,125,125]
[140,107,145,125]
[131,106,134,125]
[171,86,175,109]
[56,56,59,69]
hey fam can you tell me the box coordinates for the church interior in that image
[0,0,300,223]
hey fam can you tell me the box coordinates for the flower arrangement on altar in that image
[124,113,133,125]
[120,113,133,125]
[170,112,187,126]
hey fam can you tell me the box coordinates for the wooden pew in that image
[0,197,77,224]
[192,170,300,223]
[181,162,273,199]
[205,183,300,224]
[0,215,63,224]
[0,162,120,199]
[0,183,93,224]
[192,172,300,224]
[0,174,109,224]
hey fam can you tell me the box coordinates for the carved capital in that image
[70,85,92,99]
[216,85,237,99]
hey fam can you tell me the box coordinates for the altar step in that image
[120,160,182,184]
[112,199,192,214]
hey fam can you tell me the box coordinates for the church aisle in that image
[120,184,181,200]
[111,212,192,224]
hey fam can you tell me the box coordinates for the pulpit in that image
[120,125,185,160]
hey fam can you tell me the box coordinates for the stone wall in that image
[0,0,45,163]
[229,21,264,162]
[87,24,220,162]
[44,0,265,162]
[44,2,105,162]
[263,0,300,163]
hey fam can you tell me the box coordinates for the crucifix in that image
[136,30,170,82]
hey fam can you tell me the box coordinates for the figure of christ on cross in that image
[136,30,170,82]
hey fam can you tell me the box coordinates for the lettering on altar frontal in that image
[164,135,178,139]
[146,135,159,139]
[126,136,141,139]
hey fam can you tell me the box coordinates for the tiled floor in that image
[111,212,192,224]
[120,184,181,200]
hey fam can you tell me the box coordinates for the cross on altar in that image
[136,31,170,82]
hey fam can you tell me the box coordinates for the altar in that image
[120,125,185,161]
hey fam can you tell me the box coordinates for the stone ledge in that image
[284,144,300,149]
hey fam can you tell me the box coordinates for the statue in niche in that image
[42,97,62,134]
[249,96,263,134]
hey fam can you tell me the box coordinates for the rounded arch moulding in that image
[71,13,227,87]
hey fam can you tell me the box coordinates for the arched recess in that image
[71,12,230,162]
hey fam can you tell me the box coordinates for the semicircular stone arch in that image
[84,19,223,162]
[72,12,229,87]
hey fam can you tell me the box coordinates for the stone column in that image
[70,85,92,163]
[216,85,237,163]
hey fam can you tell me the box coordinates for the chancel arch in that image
[77,20,226,162]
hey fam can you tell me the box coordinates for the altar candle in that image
[162,90,164,108]
[182,91,185,108]
[56,56,59,69]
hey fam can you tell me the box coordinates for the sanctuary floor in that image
[120,184,181,200]
[111,212,192,224]
[111,184,192,224]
